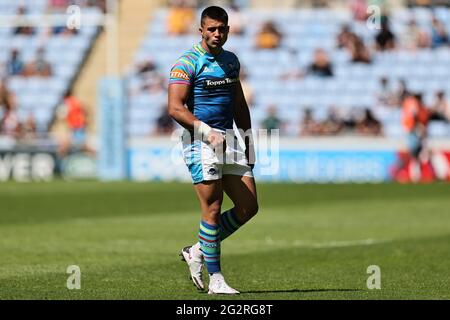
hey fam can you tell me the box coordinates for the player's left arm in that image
[234,80,255,169]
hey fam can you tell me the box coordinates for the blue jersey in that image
[169,43,240,131]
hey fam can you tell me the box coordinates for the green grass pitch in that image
[1,181,449,300]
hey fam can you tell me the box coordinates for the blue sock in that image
[219,208,242,241]
[198,220,221,274]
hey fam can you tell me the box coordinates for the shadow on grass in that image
[239,288,361,294]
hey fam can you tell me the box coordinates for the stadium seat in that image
[429,122,450,138]
[126,7,450,138]
[0,2,99,133]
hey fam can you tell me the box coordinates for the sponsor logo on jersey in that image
[203,77,238,89]
[170,70,190,80]
[202,66,215,73]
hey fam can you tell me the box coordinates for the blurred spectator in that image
[21,112,37,140]
[429,91,450,122]
[405,0,432,6]
[307,49,333,77]
[133,58,166,94]
[299,107,384,137]
[402,93,430,159]
[310,0,328,6]
[1,107,21,138]
[356,108,383,136]
[401,20,420,50]
[24,48,52,77]
[394,93,431,181]
[416,29,431,49]
[395,79,410,106]
[337,24,356,50]
[350,0,368,22]
[48,0,79,36]
[6,49,25,76]
[255,21,283,50]
[341,108,357,132]
[140,74,166,94]
[48,0,69,12]
[0,78,16,117]
[321,107,343,135]
[261,105,283,134]
[0,80,20,138]
[349,34,372,64]
[13,6,35,36]
[156,106,175,135]
[375,17,396,51]
[401,19,430,50]
[167,0,195,35]
[137,59,157,75]
[228,2,245,35]
[87,0,107,13]
[52,25,67,35]
[376,77,396,108]
[336,25,371,64]
[65,91,87,145]
[54,90,89,156]
[300,108,321,136]
[430,17,449,49]
[53,24,79,36]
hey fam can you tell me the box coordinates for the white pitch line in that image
[264,237,386,249]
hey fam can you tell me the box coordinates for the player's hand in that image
[207,130,227,152]
[195,121,226,153]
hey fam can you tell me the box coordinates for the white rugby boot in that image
[208,273,240,295]
[180,244,205,290]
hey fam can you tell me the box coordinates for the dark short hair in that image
[201,6,228,26]
[414,93,423,102]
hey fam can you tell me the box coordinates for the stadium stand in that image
[0,0,102,137]
[128,5,450,138]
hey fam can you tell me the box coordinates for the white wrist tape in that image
[196,121,212,140]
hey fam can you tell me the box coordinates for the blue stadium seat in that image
[429,122,450,138]
[434,7,449,21]
[126,7,450,137]
[0,0,98,133]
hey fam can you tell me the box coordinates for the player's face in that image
[200,18,229,52]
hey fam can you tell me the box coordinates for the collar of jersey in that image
[196,42,223,59]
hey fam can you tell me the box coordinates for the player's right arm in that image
[167,83,197,130]
[168,60,224,147]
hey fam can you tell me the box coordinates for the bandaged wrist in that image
[196,121,212,139]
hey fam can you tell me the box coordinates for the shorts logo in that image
[208,168,217,175]
[170,70,190,80]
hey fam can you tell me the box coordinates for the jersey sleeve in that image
[169,55,196,85]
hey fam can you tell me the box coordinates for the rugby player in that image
[168,6,258,294]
